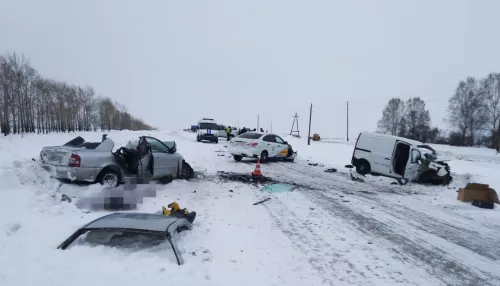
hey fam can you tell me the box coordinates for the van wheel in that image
[355,160,370,175]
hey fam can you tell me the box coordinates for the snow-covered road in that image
[1,130,499,286]
[253,161,500,285]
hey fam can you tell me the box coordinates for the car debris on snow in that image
[217,171,274,184]
[252,198,271,205]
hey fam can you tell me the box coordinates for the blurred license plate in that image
[49,155,62,162]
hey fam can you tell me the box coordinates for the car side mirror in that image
[284,141,288,144]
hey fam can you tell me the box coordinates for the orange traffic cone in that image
[252,158,263,177]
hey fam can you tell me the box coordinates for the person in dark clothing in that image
[225,126,232,141]
[239,127,248,135]
[260,128,264,132]
[253,128,256,131]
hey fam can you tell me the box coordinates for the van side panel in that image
[353,133,395,176]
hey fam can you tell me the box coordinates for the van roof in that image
[198,118,217,123]
[361,132,424,146]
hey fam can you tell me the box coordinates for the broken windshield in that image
[199,123,218,130]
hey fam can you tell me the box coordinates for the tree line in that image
[377,72,500,147]
[0,52,154,136]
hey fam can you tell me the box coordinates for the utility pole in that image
[270,121,273,133]
[346,101,349,142]
[257,115,260,131]
[307,104,313,145]
[290,113,300,137]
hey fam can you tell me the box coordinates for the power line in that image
[346,84,456,105]
[349,96,452,109]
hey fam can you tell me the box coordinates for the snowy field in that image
[0,130,499,286]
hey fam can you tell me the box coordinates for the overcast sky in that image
[2,0,500,139]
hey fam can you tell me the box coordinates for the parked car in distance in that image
[57,212,192,265]
[39,135,194,188]
[196,118,219,143]
[217,125,238,138]
[228,132,297,162]
[350,132,451,184]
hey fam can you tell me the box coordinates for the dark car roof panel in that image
[83,213,181,232]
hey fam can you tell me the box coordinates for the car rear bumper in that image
[41,163,101,182]
[228,146,259,158]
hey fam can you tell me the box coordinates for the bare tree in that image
[480,73,500,146]
[377,98,406,136]
[404,97,431,142]
[0,51,154,135]
[447,77,488,146]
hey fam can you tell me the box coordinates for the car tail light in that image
[248,142,258,147]
[68,153,81,167]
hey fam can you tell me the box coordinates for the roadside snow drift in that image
[1,131,500,286]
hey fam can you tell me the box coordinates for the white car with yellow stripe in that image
[228,132,297,162]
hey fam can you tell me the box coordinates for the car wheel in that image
[233,155,243,162]
[178,161,194,180]
[99,169,120,188]
[260,150,269,163]
[355,159,370,175]
[284,158,294,162]
[214,138,218,144]
[196,136,201,142]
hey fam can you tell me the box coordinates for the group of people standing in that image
[224,126,265,141]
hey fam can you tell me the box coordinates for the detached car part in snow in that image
[228,132,297,162]
[156,202,197,224]
[57,212,192,265]
[39,135,194,188]
[350,132,452,185]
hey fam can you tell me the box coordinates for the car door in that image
[274,135,289,157]
[137,137,153,178]
[144,137,176,179]
[218,125,226,137]
[405,148,422,181]
[262,135,278,157]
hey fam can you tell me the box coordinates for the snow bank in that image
[0,131,323,286]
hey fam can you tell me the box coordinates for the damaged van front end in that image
[417,145,452,185]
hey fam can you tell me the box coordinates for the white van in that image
[196,118,219,143]
[350,132,450,184]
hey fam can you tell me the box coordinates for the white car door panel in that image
[262,135,278,157]
[274,136,289,157]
